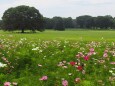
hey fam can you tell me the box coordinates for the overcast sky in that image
[0,0,115,19]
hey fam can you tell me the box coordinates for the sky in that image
[0,0,115,19]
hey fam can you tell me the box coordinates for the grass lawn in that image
[0,30,115,41]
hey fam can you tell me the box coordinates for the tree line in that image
[0,5,115,33]
[44,15,115,30]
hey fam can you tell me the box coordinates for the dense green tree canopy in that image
[76,15,93,28]
[52,17,65,31]
[95,15,113,29]
[43,15,115,30]
[76,15,114,29]
[63,17,74,28]
[2,5,44,33]
[0,20,3,29]
[44,17,54,29]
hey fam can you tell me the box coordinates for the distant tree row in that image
[1,5,115,32]
[76,15,115,29]
[44,17,75,31]
[44,15,115,30]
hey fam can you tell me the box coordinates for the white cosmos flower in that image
[112,73,115,76]
[68,73,72,76]
[109,70,113,73]
[0,62,7,67]
[32,47,39,50]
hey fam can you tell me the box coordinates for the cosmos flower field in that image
[0,31,115,86]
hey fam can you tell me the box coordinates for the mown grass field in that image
[0,30,115,86]
[0,30,115,41]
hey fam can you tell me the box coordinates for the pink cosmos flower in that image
[76,52,84,58]
[39,76,48,81]
[4,82,11,86]
[98,60,105,64]
[103,53,108,58]
[87,52,92,56]
[75,78,80,83]
[88,48,96,55]
[90,48,94,52]
[57,62,64,67]
[110,62,115,65]
[62,80,68,86]
[104,50,108,53]
[84,56,89,61]
[2,57,7,61]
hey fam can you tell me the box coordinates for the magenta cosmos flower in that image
[4,82,11,86]
[77,66,83,71]
[84,56,89,61]
[70,61,76,66]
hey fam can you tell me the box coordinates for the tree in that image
[76,15,93,28]
[113,17,115,29]
[72,19,78,28]
[52,17,65,31]
[0,20,3,29]
[44,17,54,29]
[104,15,114,29]
[63,17,74,28]
[95,16,113,29]
[2,5,44,33]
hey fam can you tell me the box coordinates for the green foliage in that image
[80,80,94,86]
[0,74,6,82]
